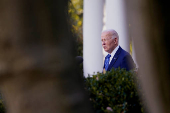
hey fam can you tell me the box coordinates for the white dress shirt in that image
[108,45,120,64]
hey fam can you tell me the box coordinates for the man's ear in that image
[114,38,118,44]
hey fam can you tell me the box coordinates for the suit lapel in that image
[108,46,122,70]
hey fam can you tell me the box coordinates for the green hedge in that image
[0,92,5,113]
[84,68,144,113]
[0,102,5,113]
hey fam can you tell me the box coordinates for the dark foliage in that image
[84,68,144,113]
[0,102,5,113]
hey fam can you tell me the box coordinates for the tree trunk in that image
[0,0,93,113]
[125,0,170,113]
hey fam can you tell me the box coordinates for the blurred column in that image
[105,0,130,52]
[83,0,104,77]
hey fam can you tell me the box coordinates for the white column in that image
[83,0,104,77]
[105,0,130,52]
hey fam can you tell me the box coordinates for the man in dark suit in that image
[101,29,135,72]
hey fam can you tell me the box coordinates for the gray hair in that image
[102,29,119,43]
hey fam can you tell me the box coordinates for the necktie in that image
[104,54,111,71]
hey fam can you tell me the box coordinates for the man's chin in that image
[104,49,108,52]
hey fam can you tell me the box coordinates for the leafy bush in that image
[0,102,5,113]
[84,68,143,113]
[0,93,5,113]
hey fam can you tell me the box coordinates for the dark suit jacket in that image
[103,46,135,71]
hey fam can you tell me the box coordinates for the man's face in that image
[101,31,117,53]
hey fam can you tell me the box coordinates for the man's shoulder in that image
[119,47,135,70]
[119,47,131,56]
